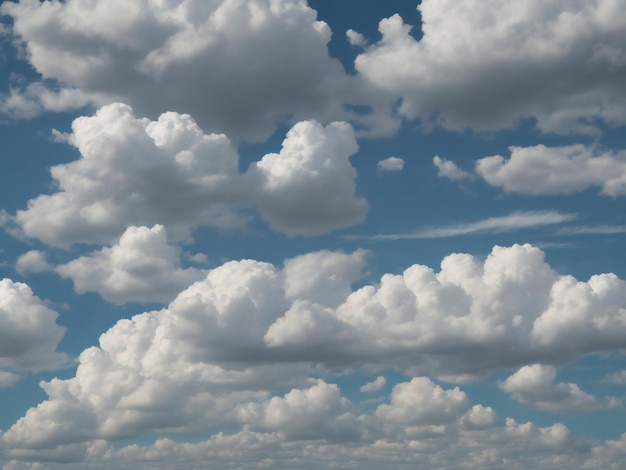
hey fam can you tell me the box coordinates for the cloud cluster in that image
[355,0,626,134]
[0,0,363,141]
[500,364,607,413]
[3,244,625,463]
[9,103,366,246]
[0,279,67,373]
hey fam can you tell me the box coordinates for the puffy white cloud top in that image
[10,103,367,246]
[355,0,626,134]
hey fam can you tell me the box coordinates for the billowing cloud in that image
[355,0,626,134]
[56,225,207,304]
[377,156,404,172]
[15,250,52,274]
[476,144,626,197]
[5,244,626,463]
[500,364,605,413]
[0,279,67,372]
[0,0,401,141]
[9,103,366,246]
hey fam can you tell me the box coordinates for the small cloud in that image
[360,376,386,393]
[16,250,52,274]
[0,371,20,388]
[378,156,404,172]
[346,29,367,47]
[603,371,626,384]
[433,155,474,181]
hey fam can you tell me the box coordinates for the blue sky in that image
[0,0,626,468]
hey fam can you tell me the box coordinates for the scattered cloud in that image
[377,156,405,172]
[500,364,604,413]
[434,155,474,181]
[15,250,52,274]
[476,144,626,197]
[360,376,386,393]
[347,29,367,47]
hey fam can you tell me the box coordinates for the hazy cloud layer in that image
[9,103,366,246]
[355,0,626,134]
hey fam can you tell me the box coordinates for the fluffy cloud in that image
[360,376,386,393]
[376,377,469,425]
[377,156,404,172]
[15,250,52,274]
[9,103,366,246]
[500,364,603,413]
[433,155,474,182]
[475,144,626,197]
[5,244,626,463]
[56,225,207,304]
[355,0,626,134]
[0,279,67,372]
[1,0,398,141]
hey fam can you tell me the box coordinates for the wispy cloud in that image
[555,225,626,235]
[348,211,577,241]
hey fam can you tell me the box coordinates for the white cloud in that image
[603,370,626,384]
[377,156,405,172]
[0,371,20,388]
[376,377,469,425]
[9,104,367,246]
[346,29,367,47]
[355,0,626,134]
[237,380,361,442]
[352,210,576,240]
[248,120,368,236]
[475,144,626,196]
[56,225,207,305]
[433,155,474,181]
[1,0,395,141]
[500,365,602,413]
[360,376,386,393]
[0,279,67,372]
[15,250,52,274]
[5,244,626,463]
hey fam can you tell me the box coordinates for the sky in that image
[0,0,626,468]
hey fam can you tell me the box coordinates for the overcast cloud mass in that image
[0,1,625,469]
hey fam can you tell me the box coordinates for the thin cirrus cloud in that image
[348,210,577,241]
[5,103,367,247]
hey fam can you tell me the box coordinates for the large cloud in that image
[0,279,67,373]
[4,244,626,463]
[8,103,366,246]
[355,0,626,134]
[1,0,396,140]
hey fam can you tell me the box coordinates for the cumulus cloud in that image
[0,279,67,372]
[377,156,405,172]
[9,103,367,246]
[5,244,626,462]
[433,155,474,182]
[376,377,469,425]
[346,29,367,47]
[1,0,395,140]
[476,144,626,197]
[355,0,626,134]
[360,376,386,393]
[15,250,52,274]
[500,364,604,413]
[56,225,207,304]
